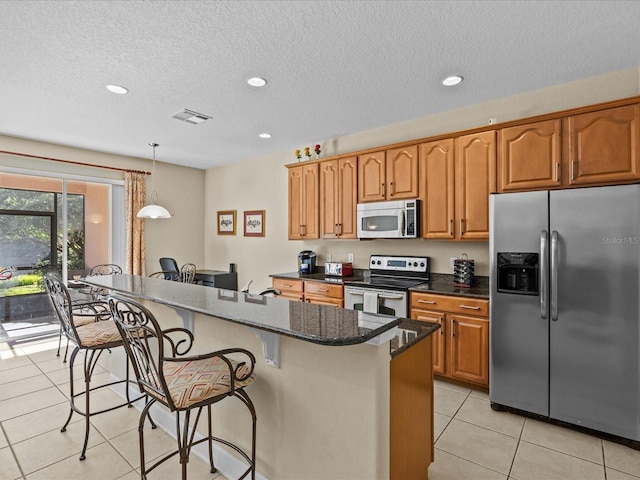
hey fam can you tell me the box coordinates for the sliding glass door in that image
[0,171,124,342]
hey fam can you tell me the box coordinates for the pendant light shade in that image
[137,143,171,219]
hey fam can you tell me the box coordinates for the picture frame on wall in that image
[244,210,265,237]
[217,210,236,235]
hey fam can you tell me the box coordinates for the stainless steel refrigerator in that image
[489,184,640,442]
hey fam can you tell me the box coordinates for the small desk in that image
[194,269,237,290]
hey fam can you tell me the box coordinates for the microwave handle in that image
[401,210,406,236]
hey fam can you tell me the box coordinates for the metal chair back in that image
[108,295,191,411]
[89,264,122,276]
[180,263,197,283]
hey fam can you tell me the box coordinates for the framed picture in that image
[217,210,236,235]
[244,210,265,237]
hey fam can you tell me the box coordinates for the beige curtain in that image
[124,172,146,275]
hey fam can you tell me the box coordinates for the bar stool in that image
[44,273,152,460]
[108,294,257,480]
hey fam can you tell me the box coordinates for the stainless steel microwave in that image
[356,199,419,239]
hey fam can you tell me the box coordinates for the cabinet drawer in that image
[273,278,304,294]
[304,281,344,299]
[411,293,488,317]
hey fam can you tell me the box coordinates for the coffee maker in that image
[297,250,317,274]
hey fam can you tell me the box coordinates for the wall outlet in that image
[488,117,497,125]
[326,253,332,263]
[348,253,354,263]
[450,257,457,268]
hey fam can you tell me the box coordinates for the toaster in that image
[324,262,353,277]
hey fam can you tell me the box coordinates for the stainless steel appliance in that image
[356,199,419,239]
[490,185,640,443]
[345,254,430,318]
[297,250,317,274]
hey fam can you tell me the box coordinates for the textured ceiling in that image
[1,0,640,170]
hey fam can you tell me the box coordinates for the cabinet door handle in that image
[417,299,436,304]
[390,181,394,196]
[571,160,576,181]
[439,316,444,335]
[460,219,464,235]
[555,162,560,182]
[459,304,481,310]
[317,288,330,293]
[451,318,455,337]
[381,183,385,197]
[450,219,453,236]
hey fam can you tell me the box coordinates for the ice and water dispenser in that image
[497,253,539,295]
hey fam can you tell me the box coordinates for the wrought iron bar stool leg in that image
[60,346,80,433]
[208,404,216,473]
[139,398,156,480]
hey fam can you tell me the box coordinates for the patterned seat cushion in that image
[73,314,98,327]
[157,356,255,409]
[75,320,122,347]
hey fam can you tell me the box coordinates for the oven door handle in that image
[345,290,363,296]
[378,294,405,300]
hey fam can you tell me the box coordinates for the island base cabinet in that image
[390,332,434,480]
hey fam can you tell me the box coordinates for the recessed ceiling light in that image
[106,84,129,94]
[259,133,272,139]
[247,77,267,87]
[442,75,464,87]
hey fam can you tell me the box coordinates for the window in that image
[0,171,124,342]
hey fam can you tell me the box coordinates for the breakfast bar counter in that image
[83,274,440,480]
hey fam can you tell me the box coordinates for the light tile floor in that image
[2,336,640,479]
[0,337,228,480]
[430,379,640,480]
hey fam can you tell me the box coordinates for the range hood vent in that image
[171,109,211,124]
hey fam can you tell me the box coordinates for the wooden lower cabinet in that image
[411,292,489,387]
[271,278,343,307]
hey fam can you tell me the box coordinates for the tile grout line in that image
[0,420,27,480]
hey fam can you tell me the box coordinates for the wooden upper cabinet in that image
[419,139,455,239]
[386,145,419,200]
[320,157,357,239]
[358,146,418,203]
[455,131,496,240]
[567,104,640,186]
[358,151,386,202]
[288,163,319,240]
[498,119,562,192]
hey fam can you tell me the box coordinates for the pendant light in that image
[137,142,171,219]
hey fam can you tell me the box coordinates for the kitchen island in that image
[83,274,440,480]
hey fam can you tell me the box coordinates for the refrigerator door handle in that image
[540,230,548,319]
[551,230,559,321]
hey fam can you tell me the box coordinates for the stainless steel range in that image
[344,255,430,318]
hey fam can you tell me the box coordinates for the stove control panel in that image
[369,255,429,274]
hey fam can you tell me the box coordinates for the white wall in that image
[204,66,640,291]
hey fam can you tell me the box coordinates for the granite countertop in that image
[271,270,489,299]
[409,273,489,299]
[82,274,438,355]
[269,269,367,284]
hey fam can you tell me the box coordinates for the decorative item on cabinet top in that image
[294,144,322,162]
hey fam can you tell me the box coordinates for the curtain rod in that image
[0,150,151,175]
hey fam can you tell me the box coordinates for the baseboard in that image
[110,376,267,480]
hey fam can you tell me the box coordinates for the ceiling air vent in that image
[171,109,211,125]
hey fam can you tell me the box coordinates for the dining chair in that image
[179,263,197,283]
[108,294,257,480]
[44,273,152,461]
